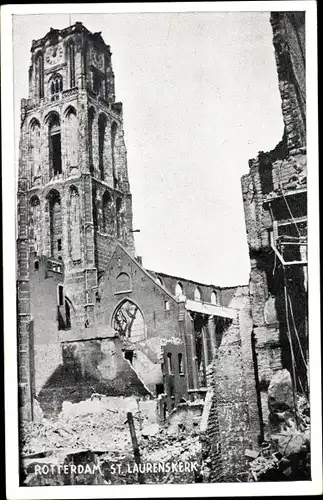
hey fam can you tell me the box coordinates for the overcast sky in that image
[13,10,284,286]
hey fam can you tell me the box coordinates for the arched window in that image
[35,52,44,99]
[155,277,163,287]
[29,119,41,181]
[111,122,118,187]
[48,113,62,177]
[175,282,183,297]
[29,195,41,254]
[65,107,78,169]
[47,189,62,259]
[67,40,75,88]
[194,287,202,302]
[50,74,63,101]
[116,272,131,293]
[69,186,81,262]
[211,290,218,305]
[98,114,107,180]
[113,300,145,343]
[102,190,113,233]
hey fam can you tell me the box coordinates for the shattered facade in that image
[241,11,307,429]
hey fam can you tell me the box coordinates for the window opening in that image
[167,353,173,374]
[178,353,184,374]
[58,285,64,306]
[175,282,183,297]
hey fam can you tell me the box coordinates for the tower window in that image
[165,300,170,311]
[67,41,75,88]
[58,285,64,306]
[47,189,62,259]
[50,74,63,101]
[48,114,62,177]
[178,353,184,374]
[167,353,173,374]
[51,133,62,175]
[34,261,39,271]
[35,52,44,99]
[57,238,62,251]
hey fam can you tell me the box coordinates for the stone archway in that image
[112,299,145,343]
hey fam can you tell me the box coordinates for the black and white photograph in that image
[2,1,321,498]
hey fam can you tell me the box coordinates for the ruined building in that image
[198,12,308,482]
[17,14,307,484]
[16,23,245,425]
[241,11,307,431]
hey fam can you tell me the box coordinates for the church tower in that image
[17,22,135,339]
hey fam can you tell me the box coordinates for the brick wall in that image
[240,11,307,431]
[201,288,261,481]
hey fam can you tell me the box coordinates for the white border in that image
[2,2,321,498]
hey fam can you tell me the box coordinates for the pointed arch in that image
[194,287,202,302]
[112,299,146,343]
[29,118,41,181]
[35,52,44,99]
[29,195,41,255]
[46,189,62,259]
[47,112,62,177]
[116,272,132,293]
[211,290,218,305]
[65,106,78,170]
[155,276,163,287]
[69,185,81,262]
[175,282,183,297]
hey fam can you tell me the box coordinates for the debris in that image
[245,449,259,460]
[141,423,159,438]
[268,369,294,413]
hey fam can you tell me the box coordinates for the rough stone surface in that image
[267,369,294,413]
[240,11,308,434]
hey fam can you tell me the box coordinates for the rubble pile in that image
[21,396,156,456]
[21,395,203,484]
[246,370,310,482]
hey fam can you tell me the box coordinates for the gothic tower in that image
[18,22,135,321]
[17,23,135,418]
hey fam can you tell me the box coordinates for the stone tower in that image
[17,23,135,418]
[18,22,135,323]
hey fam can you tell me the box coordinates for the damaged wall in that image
[240,11,307,433]
[38,337,151,417]
[201,287,261,481]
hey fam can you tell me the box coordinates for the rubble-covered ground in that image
[21,396,203,485]
[246,370,311,482]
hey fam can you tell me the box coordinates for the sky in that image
[12,10,284,286]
